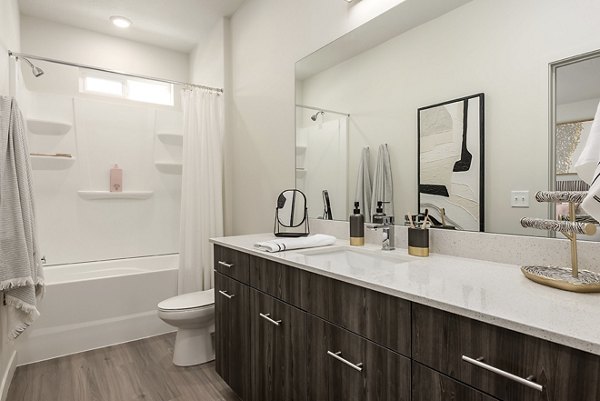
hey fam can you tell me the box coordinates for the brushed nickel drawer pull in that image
[327,351,363,372]
[259,313,282,326]
[218,261,234,268]
[218,290,235,299]
[462,355,543,392]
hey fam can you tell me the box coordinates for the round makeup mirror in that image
[274,189,309,237]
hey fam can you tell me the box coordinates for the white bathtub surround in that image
[0,97,44,340]
[15,255,178,365]
[179,88,224,293]
[308,218,600,274]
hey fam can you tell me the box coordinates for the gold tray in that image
[521,265,600,293]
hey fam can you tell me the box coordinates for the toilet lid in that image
[158,288,215,311]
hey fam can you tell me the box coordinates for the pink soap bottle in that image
[110,164,123,192]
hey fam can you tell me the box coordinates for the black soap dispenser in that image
[372,201,386,224]
[350,202,364,246]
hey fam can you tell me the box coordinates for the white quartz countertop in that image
[210,233,600,356]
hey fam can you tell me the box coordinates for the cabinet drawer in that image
[301,272,411,356]
[412,362,499,401]
[412,303,600,401]
[250,289,307,401]
[249,256,302,305]
[214,245,250,283]
[215,272,251,400]
[306,314,411,401]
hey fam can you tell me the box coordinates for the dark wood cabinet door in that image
[215,271,251,400]
[306,314,411,401]
[412,362,500,401]
[412,303,600,401]
[214,245,250,283]
[250,288,307,401]
[301,271,411,356]
[249,256,303,305]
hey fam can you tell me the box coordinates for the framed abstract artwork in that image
[418,93,485,232]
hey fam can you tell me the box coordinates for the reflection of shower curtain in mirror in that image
[296,118,348,220]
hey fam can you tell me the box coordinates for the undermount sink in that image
[293,246,414,272]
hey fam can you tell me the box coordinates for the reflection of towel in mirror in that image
[254,234,336,253]
[0,97,44,339]
[355,147,372,223]
[574,102,600,222]
[371,144,394,219]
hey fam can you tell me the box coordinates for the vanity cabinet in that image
[306,314,411,401]
[214,271,251,401]
[412,303,600,401]
[213,244,600,401]
[412,362,500,401]
[250,288,307,401]
[214,244,250,283]
[301,270,411,356]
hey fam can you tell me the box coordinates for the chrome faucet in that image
[367,215,395,250]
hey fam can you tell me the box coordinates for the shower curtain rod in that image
[8,51,224,94]
[296,104,350,117]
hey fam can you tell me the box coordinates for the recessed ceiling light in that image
[110,16,132,29]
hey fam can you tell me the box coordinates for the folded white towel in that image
[254,234,336,253]
[575,102,600,222]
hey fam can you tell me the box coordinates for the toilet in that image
[157,288,215,366]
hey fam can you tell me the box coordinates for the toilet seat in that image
[158,288,214,311]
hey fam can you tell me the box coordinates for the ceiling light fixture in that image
[110,16,132,29]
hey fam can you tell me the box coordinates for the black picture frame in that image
[417,93,485,232]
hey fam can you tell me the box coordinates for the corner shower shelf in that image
[157,132,183,145]
[27,119,72,135]
[77,191,154,200]
[155,161,183,174]
[30,155,76,170]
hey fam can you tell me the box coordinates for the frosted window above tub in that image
[80,71,174,106]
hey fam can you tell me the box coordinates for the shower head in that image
[310,111,324,121]
[21,57,44,77]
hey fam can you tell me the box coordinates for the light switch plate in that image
[511,190,529,208]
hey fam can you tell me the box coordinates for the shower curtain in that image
[179,88,224,294]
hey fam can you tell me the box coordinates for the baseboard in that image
[0,350,16,401]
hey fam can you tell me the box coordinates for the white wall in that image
[20,15,188,88]
[229,0,411,235]
[16,16,189,265]
[188,17,235,234]
[299,0,600,235]
[230,0,600,236]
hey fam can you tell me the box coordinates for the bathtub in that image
[16,254,178,366]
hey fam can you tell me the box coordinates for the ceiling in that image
[18,0,246,53]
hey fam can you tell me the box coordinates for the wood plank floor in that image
[7,333,241,401]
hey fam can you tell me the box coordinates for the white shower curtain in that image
[179,88,224,294]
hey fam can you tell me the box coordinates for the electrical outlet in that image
[511,190,529,208]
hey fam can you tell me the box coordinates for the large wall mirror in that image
[295,0,600,239]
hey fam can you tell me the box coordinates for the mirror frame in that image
[549,48,600,231]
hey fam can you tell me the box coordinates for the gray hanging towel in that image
[371,144,394,219]
[354,147,372,223]
[0,96,44,339]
